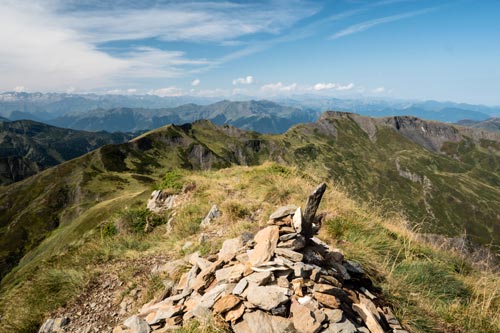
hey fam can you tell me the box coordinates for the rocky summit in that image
[40,184,407,333]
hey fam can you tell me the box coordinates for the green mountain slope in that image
[0,120,133,185]
[1,112,499,283]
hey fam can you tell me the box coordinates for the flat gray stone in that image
[246,271,273,286]
[233,310,296,333]
[275,248,304,262]
[232,278,249,296]
[215,264,245,283]
[246,285,290,311]
[270,205,298,220]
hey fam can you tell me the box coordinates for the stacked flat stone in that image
[111,184,408,333]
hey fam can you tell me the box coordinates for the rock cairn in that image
[44,183,408,333]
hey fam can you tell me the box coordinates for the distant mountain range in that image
[277,97,500,122]
[0,120,133,185]
[46,100,320,133]
[456,118,500,132]
[0,91,218,118]
[1,92,500,128]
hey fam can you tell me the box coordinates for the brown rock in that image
[318,275,342,288]
[313,292,340,308]
[310,267,321,282]
[290,301,323,333]
[248,226,280,266]
[279,226,296,234]
[224,303,246,322]
[291,278,305,297]
[213,295,241,314]
[313,284,341,295]
[192,258,226,292]
[352,303,384,333]
[277,276,290,288]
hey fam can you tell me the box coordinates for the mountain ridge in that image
[0,120,133,185]
[1,111,499,284]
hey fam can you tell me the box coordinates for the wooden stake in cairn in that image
[302,182,327,240]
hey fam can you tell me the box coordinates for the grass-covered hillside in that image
[1,113,500,283]
[0,164,498,333]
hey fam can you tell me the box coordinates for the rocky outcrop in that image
[146,190,178,213]
[108,184,407,333]
[319,111,500,153]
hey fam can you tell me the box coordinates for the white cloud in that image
[313,82,354,91]
[261,82,297,92]
[233,76,254,85]
[149,86,185,97]
[127,88,137,94]
[191,79,200,86]
[372,86,386,93]
[0,1,318,91]
[330,8,436,40]
[0,2,128,91]
[14,86,26,92]
[61,1,319,43]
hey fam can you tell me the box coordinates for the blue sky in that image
[1,0,499,105]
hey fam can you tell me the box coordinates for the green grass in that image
[0,164,499,333]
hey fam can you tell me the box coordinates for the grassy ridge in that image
[2,115,500,282]
[1,164,498,332]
